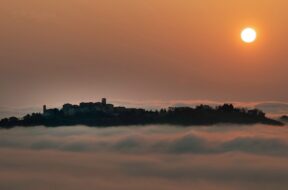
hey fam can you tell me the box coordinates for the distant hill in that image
[0,99,284,128]
[255,103,288,115]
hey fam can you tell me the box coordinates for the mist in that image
[0,124,288,190]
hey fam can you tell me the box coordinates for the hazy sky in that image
[1,0,288,107]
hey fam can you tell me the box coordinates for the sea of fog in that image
[0,124,288,190]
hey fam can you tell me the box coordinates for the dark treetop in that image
[0,98,283,128]
[280,115,288,122]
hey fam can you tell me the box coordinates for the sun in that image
[241,28,257,43]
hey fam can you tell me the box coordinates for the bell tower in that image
[101,98,107,105]
[43,105,47,113]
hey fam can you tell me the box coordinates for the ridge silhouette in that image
[0,99,283,128]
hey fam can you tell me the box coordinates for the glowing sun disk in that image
[241,28,257,43]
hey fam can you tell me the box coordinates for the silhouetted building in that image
[102,98,107,105]
[43,108,59,117]
[63,103,78,116]
[43,105,47,114]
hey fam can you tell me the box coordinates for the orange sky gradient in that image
[0,0,288,107]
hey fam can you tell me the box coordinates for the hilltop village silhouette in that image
[0,98,283,128]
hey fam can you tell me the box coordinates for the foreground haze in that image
[0,124,288,190]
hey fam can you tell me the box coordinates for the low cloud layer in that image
[0,125,288,156]
[1,124,288,190]
[255,102,288,116]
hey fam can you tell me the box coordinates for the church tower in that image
[101,98,107,105]
[43,105,47,113]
